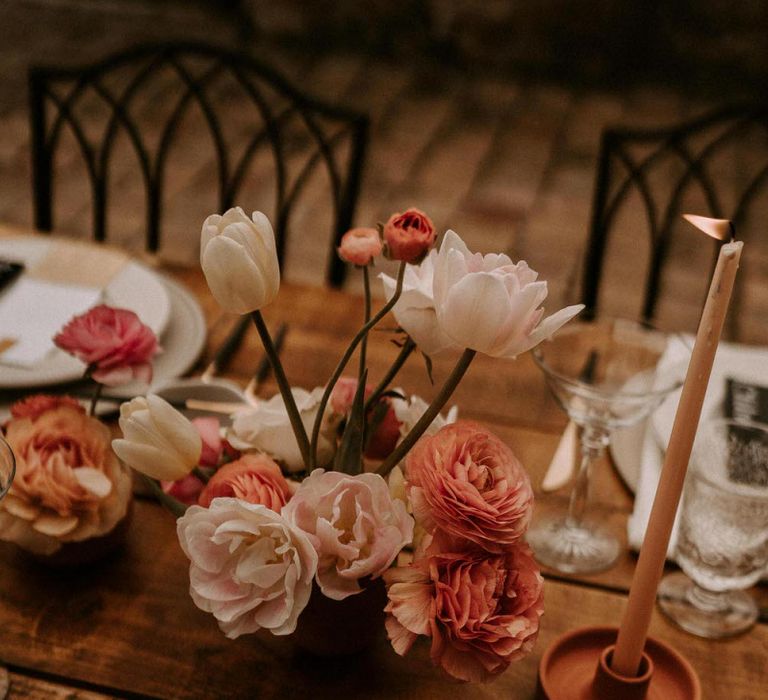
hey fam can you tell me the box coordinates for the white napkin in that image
[628,337,768,563]
[0,277,101,367]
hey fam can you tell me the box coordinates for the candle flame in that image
[683,214,734,242]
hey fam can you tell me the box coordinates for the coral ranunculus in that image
[0,398,132,555]
[177,498,317,639]
[198,453,293,510]
[405,421,533,552]
[53,304,160,386]
[383,208,436,264]
[337,227,382,266]
[283,469,414,600]
[384,540,544,682]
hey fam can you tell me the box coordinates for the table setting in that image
[0,208,765,699]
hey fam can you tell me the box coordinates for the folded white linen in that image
[628,338,768,573]
[0,277,101,367]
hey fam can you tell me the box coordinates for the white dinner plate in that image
[0,273,207,422]
[0,236,171,388]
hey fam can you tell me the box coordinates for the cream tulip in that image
[432,230,583,358]
[200,207,280,314]
[112,395,202,481]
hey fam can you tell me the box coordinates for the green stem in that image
[193,467,211,484]
[89,381,103,417]
[310,262,407,469]
[376,348,476,478]
[142,476,188,518]
[250,310,311,468]
[359,265,372,386]
[364,336,416,413]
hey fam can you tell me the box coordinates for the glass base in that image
[526,516,620,574]
[657,571,758,639]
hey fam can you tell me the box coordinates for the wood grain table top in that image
[0,235,765,699]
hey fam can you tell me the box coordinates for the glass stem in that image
[565,424,609,529]
[687,582,730,612]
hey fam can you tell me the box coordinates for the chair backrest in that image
[29,42,369,286]
[582,103,768,343]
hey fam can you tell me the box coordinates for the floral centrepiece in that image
[116,206,583,678]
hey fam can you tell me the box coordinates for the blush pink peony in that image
[0,397,132,555]
[177,498,317,638]
[282,469,414,600]
[54,304,160,386]
[405,421,533,552]
[384,539,544,682]
[337,227,382,266]
[383,208,436,263]
[198,453,293,510]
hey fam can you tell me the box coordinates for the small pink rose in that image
[405,421,533,551]
[383,208,436,263]
[54,305,160,387]
[197,453,292,510]
[162,474,205,506]
[192,416,224,468]
[329,376,371,415]
[337,227,382,266]
[384,539,544,682]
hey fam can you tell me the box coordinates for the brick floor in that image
[1,1,766,344]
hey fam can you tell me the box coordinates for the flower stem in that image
[309,262,407,469]
[89,381,103,417]
[142,476,187,518]
[359,265,372,385]
[250,310,311,468]
[364,336,416,413]
[376,348,476,478]
[193,467,211,484]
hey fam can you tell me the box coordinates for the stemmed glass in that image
[527,317,686,574]
[0,434,15,502]
[658,418,768,638]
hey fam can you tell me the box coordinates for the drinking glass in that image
[0,434,15,501]
[527,317,686,574]
[658,418,768,638]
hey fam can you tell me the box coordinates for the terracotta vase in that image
[291,577,387,656]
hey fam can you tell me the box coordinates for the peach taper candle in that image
[612,217,742,677]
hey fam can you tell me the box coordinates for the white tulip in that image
[379,250,460,356]
[200,207,280,314]
[227,387,333,472]
[432,230,584,358]
[112,395,202,481]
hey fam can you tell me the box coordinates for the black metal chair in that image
[582,103,768,342]
[28,42,369,287]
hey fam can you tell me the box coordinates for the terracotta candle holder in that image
[537,626,700,700]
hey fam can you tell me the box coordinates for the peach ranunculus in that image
[177,498,317,639]
[197,453,293,509]
[10,394,83,420]
[384,539,544,682]
[383,208,436,264]
[0,397,132,555]
[53,304,160,386]
[282,469,414,600]
[405,421,533,552]
[337,227,382,266]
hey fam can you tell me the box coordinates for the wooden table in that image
[0,261,766,699]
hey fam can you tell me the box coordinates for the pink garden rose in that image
[384,538,544,682]
[337,227,382,266]
[177,498,317,639]
[383,208,436,263]
[0,398,132,555]
[198,454,293,510]
[282,469,414,599]
[405,421,533,552]
[54,304,160,386]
